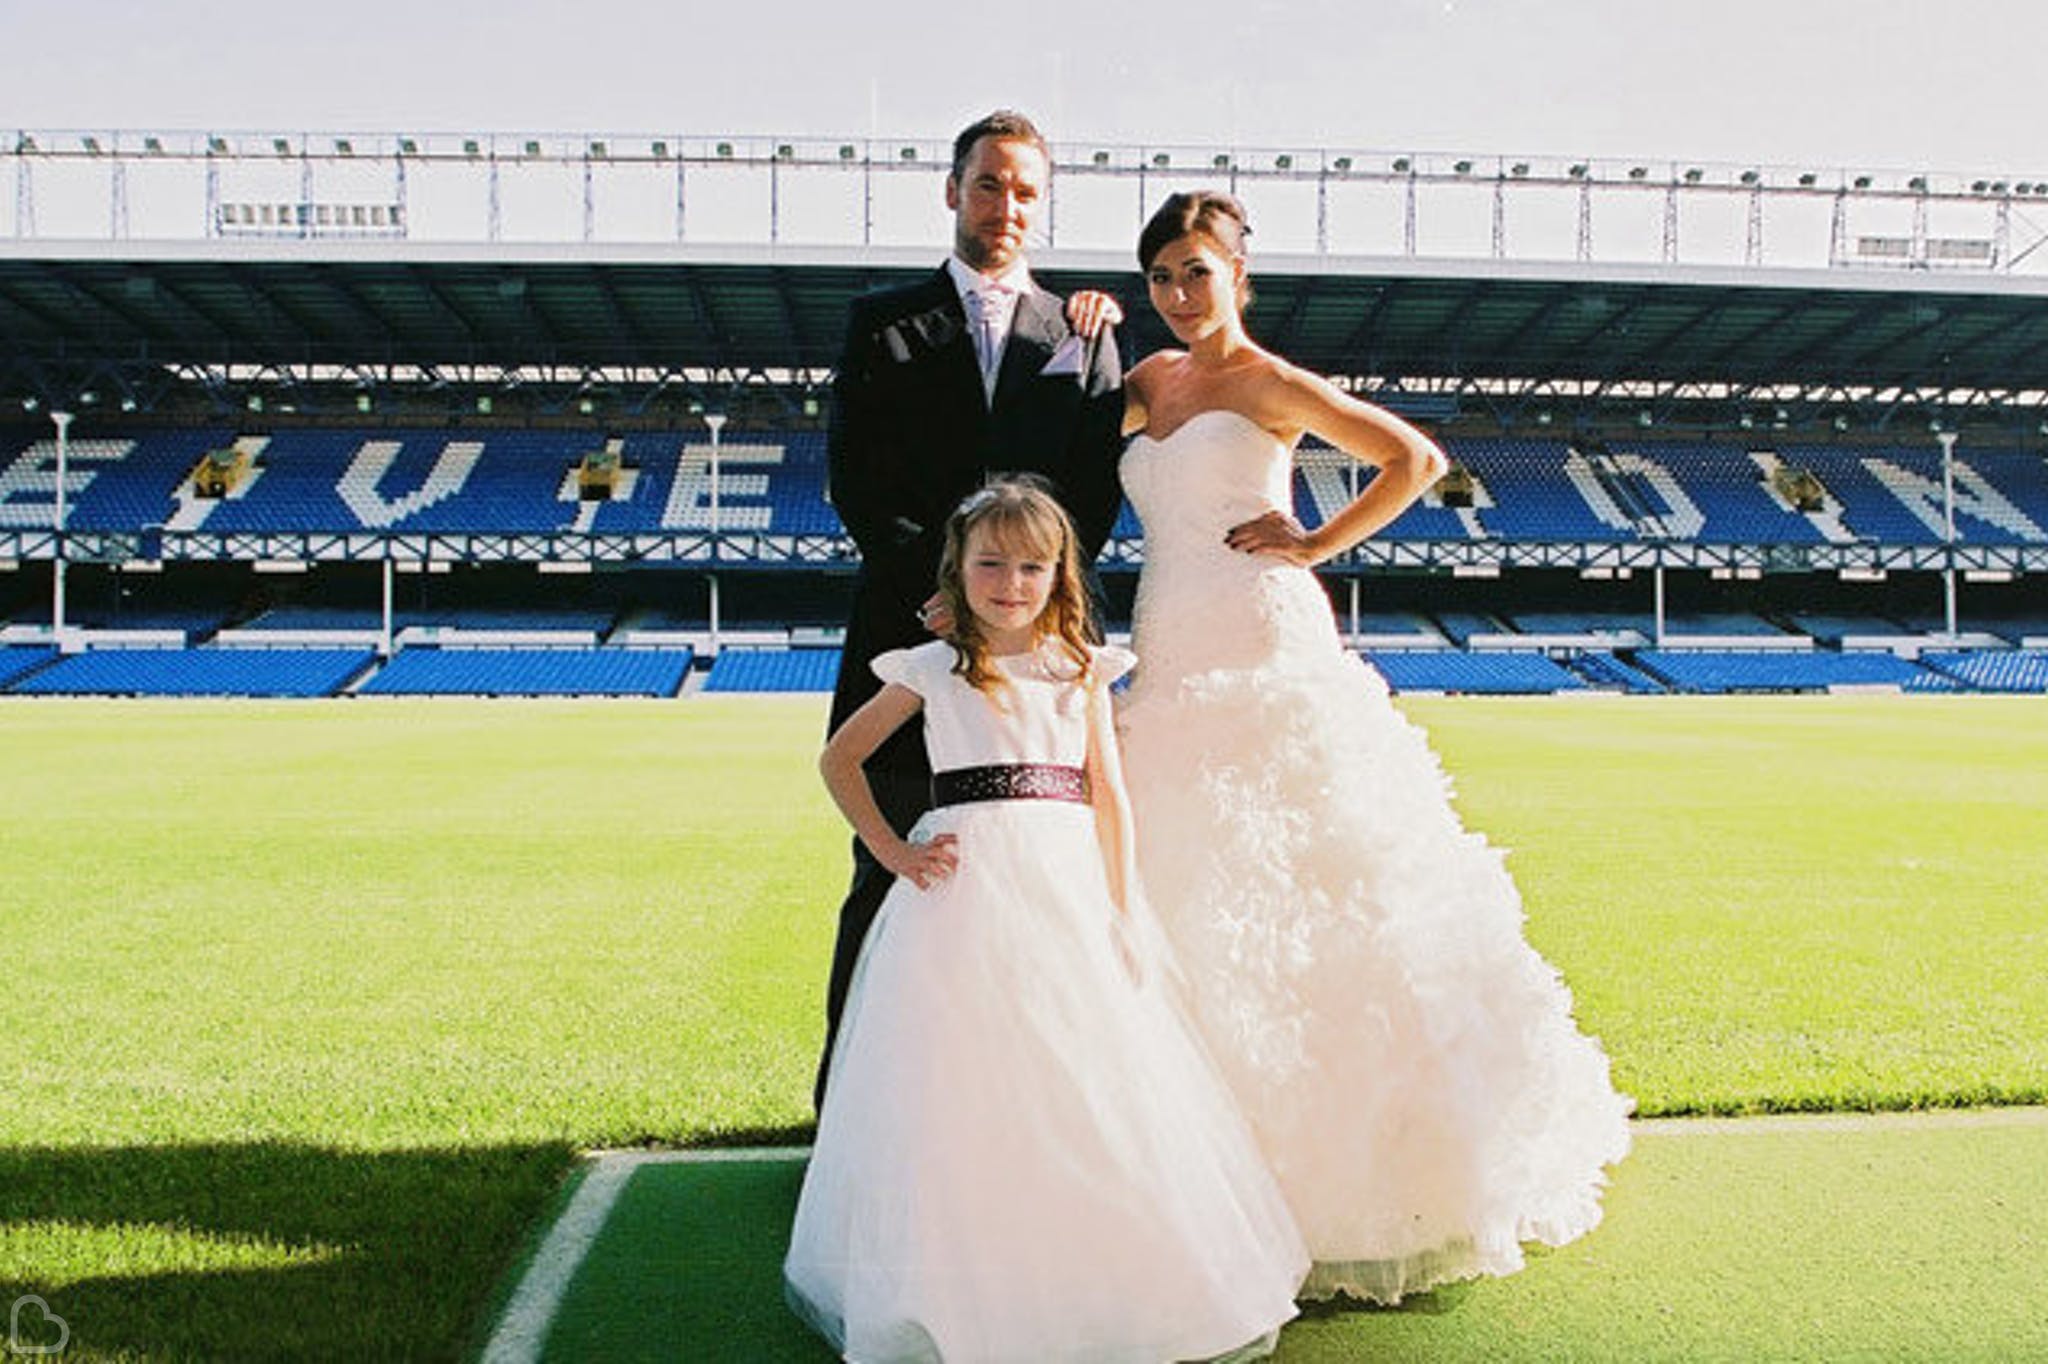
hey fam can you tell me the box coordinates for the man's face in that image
[946,136,1049,274]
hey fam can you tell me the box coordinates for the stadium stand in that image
[11,647,373,697]
[1365,650,1587,694]
[8,421,2046,697]
[702,648,843,693]
[356,647,692,697]
[0,645,57,688]
[1913,649,2048,693]
[1564,651,1667,693]
[1631,649,1931,694]
[1602,443,1824,544]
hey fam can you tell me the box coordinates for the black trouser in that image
[814,763,932,1113]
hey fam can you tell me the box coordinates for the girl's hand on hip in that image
[884,833,959,890]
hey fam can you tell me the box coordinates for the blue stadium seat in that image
[1365,650,1586,694]
[702,648,842,693]
[1915,649,2048,693]
[0,646,59,689]
[358,647,692,696]
[1632,649,1929,693]
[13,648,373,697]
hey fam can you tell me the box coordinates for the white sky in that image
[4,0,2044,178]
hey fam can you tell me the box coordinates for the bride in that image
[1116,190,1633,1304]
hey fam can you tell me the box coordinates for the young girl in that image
[784,477,1307,1363]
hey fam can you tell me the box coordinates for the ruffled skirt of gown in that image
[785,799,1309,1361]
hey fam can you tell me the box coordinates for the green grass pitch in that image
[1,694,2043,1359]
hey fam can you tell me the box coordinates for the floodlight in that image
[476,395,493,415]
[1739,170,1759,185]
[1455,159,1474,174]
[82,136,102,154]
[589,141,608,159]
[1332,156,1352,172]
[1388,157,1407,173]
[120,397,137,413]
[776,144,794,160]
[1798,172,1817,186]
[1833,414,1849,432]
[17,135,35,153]
[356,393,372,414]
[1627,166,1647,180]
[208,136,228,154]
[1511,162,1529,177]
[1151,152,1170,168]
[1213,154,1230,169]
[144,137,164,155]
[525,140,542,157]
[247,394,264,413]
[1853,175,1872,189]
[1738,412,1755,430]
[273,138,291,156]
[1275,154,1292,170]
[1091,150,1109,166]
[1907,176,1927,191]
[21,396,38,412]
[716,142,733,158]
[803,396,820,417]
[1972,179,1989,193]
[578,397,595,415]
[1636,410,1653,428]
[335,138,353,156]
[78,390,97,406]
[463,139,481,158]
[1567,163,1587,178]
[838,144,856,160]
[1992,181,2008,193]
[652,141,669,159]
[902,146,918,161]
[399,137,418,156]
[1683,167,1703,183]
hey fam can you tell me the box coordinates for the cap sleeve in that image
[870,641,950,697]
[869,647,919,692]
[1091,644,1137,687]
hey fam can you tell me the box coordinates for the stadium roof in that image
[6,241,2048,421]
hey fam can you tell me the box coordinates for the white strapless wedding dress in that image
[1118,409,1633,1303]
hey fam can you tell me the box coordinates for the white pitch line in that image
[477,1147,809,1364]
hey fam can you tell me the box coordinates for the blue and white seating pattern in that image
[10,427,2048,551]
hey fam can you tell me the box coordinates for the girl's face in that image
[1146,233,1244,345]
[960,521,1056,650]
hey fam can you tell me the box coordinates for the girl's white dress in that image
[1118,410,1634,1303]
[784,639,1308,1364]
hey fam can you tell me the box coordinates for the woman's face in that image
[1146,233,1244,344]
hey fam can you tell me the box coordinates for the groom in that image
[815,109,1126,1107]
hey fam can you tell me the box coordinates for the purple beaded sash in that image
[931,762,1090,808]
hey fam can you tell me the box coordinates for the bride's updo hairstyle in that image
[936,474,1095,697]
[1138,190,1254,310]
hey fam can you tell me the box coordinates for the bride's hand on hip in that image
[1225,510,1322,565]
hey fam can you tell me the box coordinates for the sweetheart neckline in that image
[1131,407,1284,448]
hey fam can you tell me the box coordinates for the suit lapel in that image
[991,286,1067,411]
